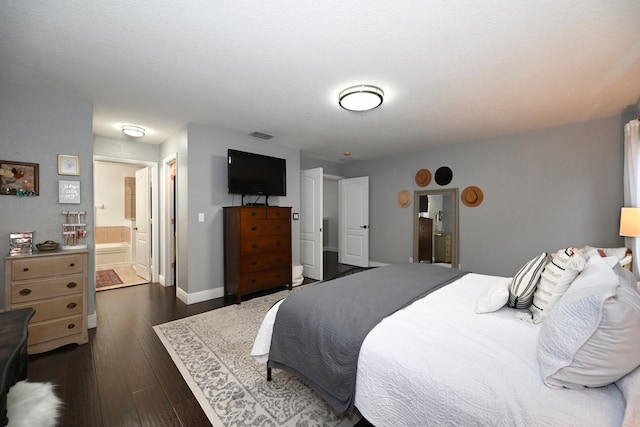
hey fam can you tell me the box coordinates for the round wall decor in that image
[434,166,453,186]
[415,169,431,187]
[397,190,411,208]
[461,186,484,207]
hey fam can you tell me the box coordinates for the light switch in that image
[292,212,299,220]
[198,212,205,222]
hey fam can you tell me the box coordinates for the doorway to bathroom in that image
[94,159,152,290]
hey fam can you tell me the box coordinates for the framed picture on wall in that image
[58,154,80,176]
[0,160,39,196]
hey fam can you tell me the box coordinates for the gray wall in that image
[0,82,95,312]
[344,116,626,276]
[174,124,301,299]
[94,135,161,162]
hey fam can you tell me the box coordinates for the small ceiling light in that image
[339,85,384,112]
[344,151,352,156]
[122,125,145,138]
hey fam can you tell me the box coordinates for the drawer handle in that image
[251,212,257,216]
[251,261,257,266]
[67,302,77,309]
[22,267,29,272]
[69,263,75,267]
[19,288,32,296]
[276,242,281,246]
[275,226,281,230]
[67,323,76,329]
[276,274,282,278]
[67,282,77,289]
[251,244,257,248]
[276,258,281,262]
[251,226,257,231]
[251,279,257,284]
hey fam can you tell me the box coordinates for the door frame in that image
[161,153,177,288]
[93,155,159,283]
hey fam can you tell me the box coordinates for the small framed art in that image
[59,180,81,204]
[58,154,80,176]
[0,160,39,196]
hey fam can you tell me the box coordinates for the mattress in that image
[252,272,625,426]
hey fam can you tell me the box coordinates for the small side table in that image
[0,308,35,427]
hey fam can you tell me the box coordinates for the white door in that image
[135,167,151,281]
[339,176,369,267]
[300,168,323,280]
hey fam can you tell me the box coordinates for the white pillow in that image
[507,253,547,309]
[475,277,511,313]
[582,245,628,260]
[617,365,640,427]
[529,248,586,323]
[537,256,640,389]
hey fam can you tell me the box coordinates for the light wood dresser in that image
[4,249,88,354]
[223,206,292,303]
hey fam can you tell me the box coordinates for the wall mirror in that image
[412,188,459,268]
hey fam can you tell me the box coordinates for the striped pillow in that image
[508,252,547,309]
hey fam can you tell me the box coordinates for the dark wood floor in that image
[25,254,368,427]
[27,283,225,427]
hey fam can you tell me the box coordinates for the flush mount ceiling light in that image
[122,125,145,138]
[338,85,384,111]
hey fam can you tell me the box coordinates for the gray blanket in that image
[268,263,468,414]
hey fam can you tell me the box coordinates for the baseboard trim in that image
[88,312,97,329]
[176,286,225,305]
[369,260,389,268]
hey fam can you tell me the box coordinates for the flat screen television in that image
[227,149,287,201]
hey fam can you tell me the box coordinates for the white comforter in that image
[252,273,625,426]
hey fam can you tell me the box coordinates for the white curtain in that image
[623,118,640,277]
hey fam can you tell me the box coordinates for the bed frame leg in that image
[267,367,272,381]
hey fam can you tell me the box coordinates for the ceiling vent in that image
[249,131,274,140]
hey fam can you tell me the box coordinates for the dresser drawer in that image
[239,235,290,255]
[239,219,289,238]
[11,274,84,303]
[238,251,290,273]
[14,294,83,323]
[11,254,84,280]
[267,207,289,220]
[28,314,83,345]
[238,267,291,293]
[239,208,266,220]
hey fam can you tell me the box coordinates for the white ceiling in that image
[1,1,639,162]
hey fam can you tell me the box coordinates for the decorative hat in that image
[397,190,411,208]
[415,169,431,187]
[434,166,453,186]
[461,186,484,207]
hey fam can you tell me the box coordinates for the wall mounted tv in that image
[227,149,286,204]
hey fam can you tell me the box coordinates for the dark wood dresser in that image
[223,206,292,303]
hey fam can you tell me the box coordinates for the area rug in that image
[153,288,360,427]
[95,269,123,289]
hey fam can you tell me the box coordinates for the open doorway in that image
[93,157,158,291]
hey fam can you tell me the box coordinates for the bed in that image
[251,249,640,427]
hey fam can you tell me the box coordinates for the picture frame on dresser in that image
[0,160,39,196]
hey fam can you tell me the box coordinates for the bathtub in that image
[95,242,131,268]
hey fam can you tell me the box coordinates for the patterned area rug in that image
[95,269,123,289]
[153,288,360,427]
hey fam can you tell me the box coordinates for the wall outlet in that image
[198,213,205,222]
[409,256,413,263]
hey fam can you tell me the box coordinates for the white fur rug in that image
[6,381,62,427]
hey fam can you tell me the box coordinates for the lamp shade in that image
[338,85,384,111]
[619,207,640,237]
